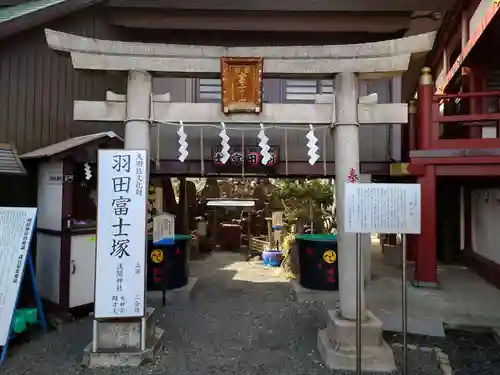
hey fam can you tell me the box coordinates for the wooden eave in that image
[106,0,456,12]
[425,0,482,72]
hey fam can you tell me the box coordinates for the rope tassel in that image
[219,122,231,164]
[306,124,319,166]
[177,120,188,162]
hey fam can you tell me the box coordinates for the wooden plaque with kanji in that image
[221,57,263,114]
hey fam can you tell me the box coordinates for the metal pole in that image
[92,319,98,352]
[356,232,362,375]
[140,316,147,351]
[309,201,314,233]
[213,208,217,249]
[248,212,252,259]
[402,234,408,375]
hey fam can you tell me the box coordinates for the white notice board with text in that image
[95,150,147,319]
[0,207,37,346]
[344,183,421,234]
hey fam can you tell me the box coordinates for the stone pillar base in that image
[317,310,396,373]
[82,307,164,368]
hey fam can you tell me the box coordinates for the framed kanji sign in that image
[211,146,279,171]
[221,57,263,114]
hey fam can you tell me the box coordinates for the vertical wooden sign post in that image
[93,149,148,352]
[0,207,46,365]
[344,183,421,375]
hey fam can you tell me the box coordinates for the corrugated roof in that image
[0,143,26,175]
[0,0,66,23]
[20,131,122,159]
[0,0,104,40]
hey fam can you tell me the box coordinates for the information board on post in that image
[95,150,147,319]
[344,183,421,234]
[0,207,37,346]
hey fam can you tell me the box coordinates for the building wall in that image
[471,188,500,266]
[0,8,128,154]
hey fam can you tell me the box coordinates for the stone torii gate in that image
[45,29,434,371]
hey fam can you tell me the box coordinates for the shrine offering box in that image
[296,234,338,291]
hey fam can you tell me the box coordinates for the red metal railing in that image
[434,91,500,123]
[415,74,500,151]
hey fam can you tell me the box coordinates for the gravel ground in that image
[383,337,441,375]
[386,330,500,375]
[2,253,446,375]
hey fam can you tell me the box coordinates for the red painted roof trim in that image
[438,2,500,93]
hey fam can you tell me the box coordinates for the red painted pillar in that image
[418,67,434,150]
[407,98,418,261]
[414,165,438,285]
[406,234,417,262]
[403,99,417,160]
[408,99,417,153]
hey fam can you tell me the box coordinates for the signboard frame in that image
[94,149,148,319]
[343,182,421,375]
[221,56,263,114]
[0,207,38,346]
[153,213,175,245]
[0,207,45,365]
[344,183,421,234]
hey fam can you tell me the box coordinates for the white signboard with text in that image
[344,183,421,234]
[153,213,175,244]
[95,150,147,319]
[0,207,37,346]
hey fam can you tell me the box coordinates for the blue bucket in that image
[262,250,283,267]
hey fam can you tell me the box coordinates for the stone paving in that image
[386,331,500,375]
[2,252,494,375]
[294,241,500,335]
[368,251,500,330]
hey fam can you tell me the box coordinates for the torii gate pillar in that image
[316,72,396,373]
[334,72,365,320]
[125,71,152,153]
